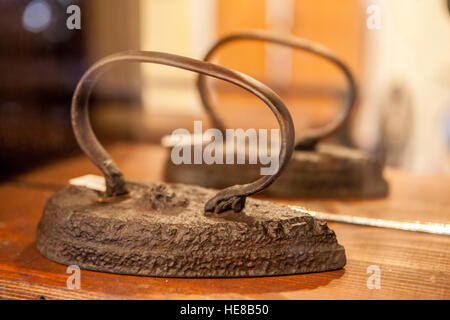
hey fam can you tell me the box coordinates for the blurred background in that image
[0,0,449,179]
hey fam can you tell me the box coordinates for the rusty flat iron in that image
[164,30,388,198]
[36,51,346,277]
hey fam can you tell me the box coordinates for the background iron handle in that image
[197,29,357,151]
[71,50,295,214]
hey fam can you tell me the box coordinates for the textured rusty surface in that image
[36,181,346,277]
[36,50,346,278]
[165,144,388,198]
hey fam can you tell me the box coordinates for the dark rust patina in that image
[37,50,346,277]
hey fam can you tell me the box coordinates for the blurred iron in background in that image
[0,0,449,179]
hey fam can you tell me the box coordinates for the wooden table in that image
[0,143,449,299]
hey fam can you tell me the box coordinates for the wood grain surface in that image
[0,143,449,299]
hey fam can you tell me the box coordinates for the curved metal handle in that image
[197,30,357,151]
[71,50,294,214]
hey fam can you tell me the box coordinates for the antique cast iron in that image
[164,30,388,198]
[36,51,346,277]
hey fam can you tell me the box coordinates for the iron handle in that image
[71,50,295,214]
